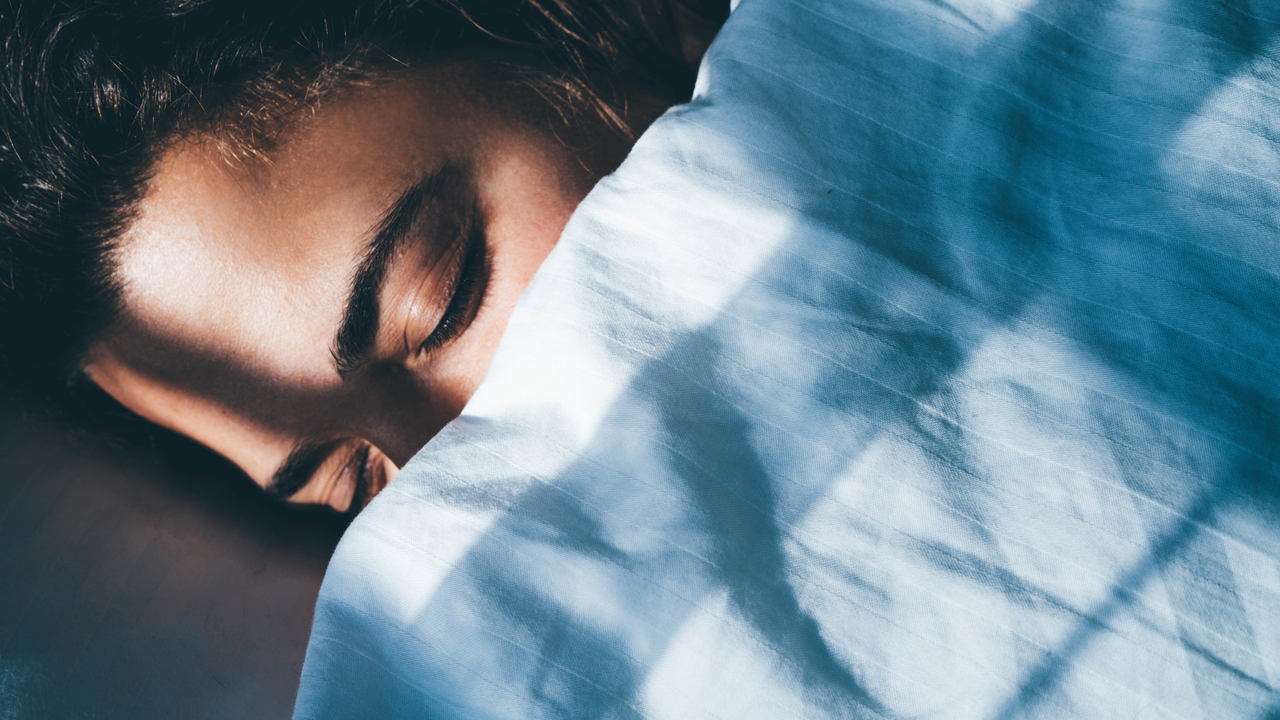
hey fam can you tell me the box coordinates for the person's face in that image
[84,65,637,514]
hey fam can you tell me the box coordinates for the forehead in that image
[111,75,461,384]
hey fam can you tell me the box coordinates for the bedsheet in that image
[294,0,1280,717]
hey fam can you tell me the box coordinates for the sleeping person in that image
[3,0,1279,718]
[0,0,720,516]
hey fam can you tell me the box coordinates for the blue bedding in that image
[294,0,1280,717]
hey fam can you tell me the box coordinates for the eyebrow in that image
[330,166,449,376]
[266,438,342,501]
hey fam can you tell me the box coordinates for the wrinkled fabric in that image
[295,0,1280,717]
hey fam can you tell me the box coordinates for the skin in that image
[84,64,653,514]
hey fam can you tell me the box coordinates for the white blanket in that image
[295,0,1280,717]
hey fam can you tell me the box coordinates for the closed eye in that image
[417,220,490,358]
[268,438,390,515]
[333,163,469,377]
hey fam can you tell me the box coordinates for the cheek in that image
[474,121,595,245]
[474,144,582,300]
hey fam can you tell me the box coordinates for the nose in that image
[346,374,469,468]
[370,427,434,469]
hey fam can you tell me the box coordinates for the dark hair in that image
[0,0,720,424]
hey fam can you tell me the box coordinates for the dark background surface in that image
[0,412,345,719]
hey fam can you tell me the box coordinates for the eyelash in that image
[417,228,487,358]
[337,442,372,516]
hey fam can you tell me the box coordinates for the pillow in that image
[296,0,1280,717]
